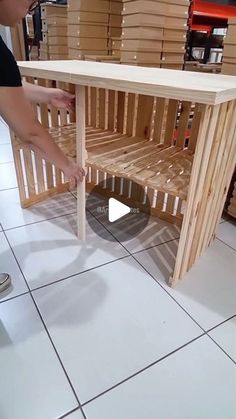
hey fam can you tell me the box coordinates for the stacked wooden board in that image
[67,0,109,59]
[121,0,189,68]
[108,0,122,57]
[40,3,68,60]
[222,18,236,75]
[228,181,236,218]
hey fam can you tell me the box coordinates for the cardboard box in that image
[121,50,161,63]
[39,52,49,60]
[68,11,109,25]
[48,45,68,54]
[122,13,165,28]
[48,27,68,37]
[68,48,108,59]
[68,24,107,38]
[42,32,48,43]
[161,52,185,63]
[223,44,236,58]
[123,0,189,6]
[68,37,108,50]
[122,1,189,18]
[161,63,183,69]
[121,39,162,52]
[112,38,121,49]
[110,2,123,14]
[223,57,236,64]
[163,28,186,41]
[162,41,186,53]
[109,27,122,37]
[68,0,110,13]
[84,54,120,62]
[49,54,68,60]
[39,41,48,52]
[48,36,68,46]
[40,4,67,19]
[222,63,236,75]
[109,14,122,27]
[164,16,188,29]
[122,27,164,40]
[46,16,67,27]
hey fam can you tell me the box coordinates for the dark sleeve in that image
[0,36,22,87]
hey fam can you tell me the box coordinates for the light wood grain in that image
[18,60,236,105]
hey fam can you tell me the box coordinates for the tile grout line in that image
[57,406,87,419]
[216,237,236,253]
[87,203,236,366]
[86,206,207,333]
[0,255,130,306]
[206,314,236,333]
[205,333,236,366]
[1,229,87,416]
[81,333,206,408]
[3,210,78,232]
[2,191,235,411]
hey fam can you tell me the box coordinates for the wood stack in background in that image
[120,0,189,68]
[222,18,236,75]
[67,0,109,59]
[40,3,68,60]
[228,182,236,218]
[108,0,122,57]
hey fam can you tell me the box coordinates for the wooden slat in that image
[176,101,192,148]
[135,95,154,139]
[76,85,86,240]
[202,101,236,251]
[11,137,27,205]
[117,92,126,133]
[37,78,49,128]
[171,104,220,285]
[23,149,36,196]
[188,104,202,151]
[99,88,106,129]
[187,101,229,267]
[90,87,97,127]
[108,90,116,131]
[153,97,167,143]
[126,93,136,136]
[164,99,179,145]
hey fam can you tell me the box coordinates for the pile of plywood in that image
[67,0,109,59]
[40,3,68,61]
[120,0,189,68]
[222,18,236,75]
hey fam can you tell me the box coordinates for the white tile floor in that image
[0,121,236,419]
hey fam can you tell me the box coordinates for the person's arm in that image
[22,81,75,110]
[0,86,84,186]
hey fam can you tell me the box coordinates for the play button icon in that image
[108,198,130,223]
[86,180,151,242]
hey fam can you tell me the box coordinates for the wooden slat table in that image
[16,60,236,286]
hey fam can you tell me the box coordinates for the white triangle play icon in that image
[108,198,131,223]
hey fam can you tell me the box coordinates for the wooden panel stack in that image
[67,0,109,59]
[121,0,189,68]
[222,18,236,75]
[109,0,123,57]
[40,3,68,61]
[228,182,236,218]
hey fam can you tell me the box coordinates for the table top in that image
[18,60,236,105]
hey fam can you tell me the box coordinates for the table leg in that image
[76,85,86,240]
[170,103,220,286]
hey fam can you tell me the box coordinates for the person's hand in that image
[63,161,86,189]
[47,88,75,111]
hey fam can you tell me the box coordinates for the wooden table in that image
[15,60,236,286]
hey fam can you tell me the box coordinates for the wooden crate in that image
[14,62,236,287]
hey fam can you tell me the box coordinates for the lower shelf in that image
[50,124,193,201]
